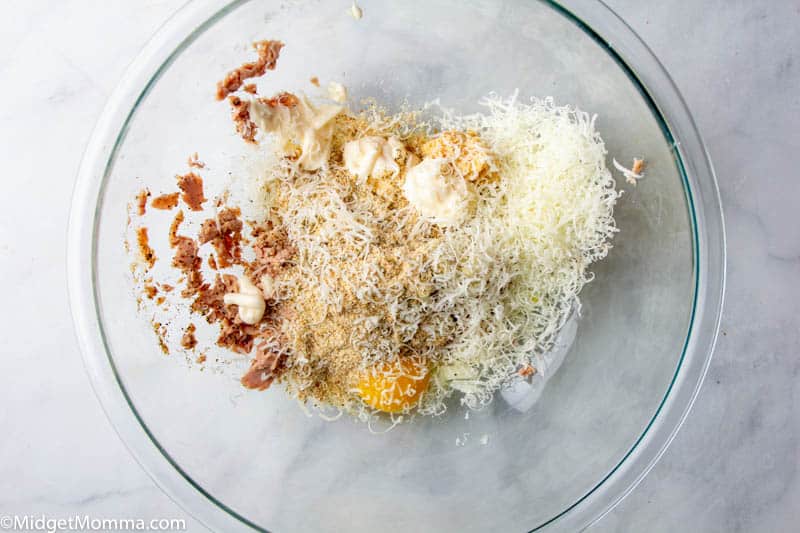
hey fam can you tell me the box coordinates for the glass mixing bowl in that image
[68,0,725,531]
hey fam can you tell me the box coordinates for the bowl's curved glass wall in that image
[94,1,694,531]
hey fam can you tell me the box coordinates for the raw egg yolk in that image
[356,357,430,413]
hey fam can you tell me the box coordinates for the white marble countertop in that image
[0,1,797,531]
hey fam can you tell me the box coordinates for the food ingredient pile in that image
[129,40,623,422]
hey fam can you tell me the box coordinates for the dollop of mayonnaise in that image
[327,82,347,103]
[402,158,471,226]
[343,136,405,184]
[223,276,266,325]
[249,95,342,171]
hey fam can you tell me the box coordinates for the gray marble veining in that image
[592,2,800,532]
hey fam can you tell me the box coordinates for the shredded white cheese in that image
[416,92,620,412]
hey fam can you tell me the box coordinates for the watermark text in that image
[0,514,186,532]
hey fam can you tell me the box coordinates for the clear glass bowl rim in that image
[67,0,726,531]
